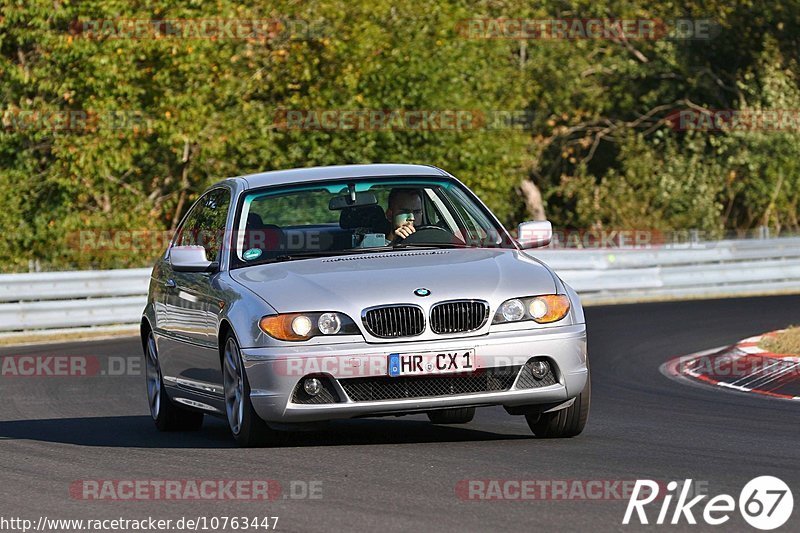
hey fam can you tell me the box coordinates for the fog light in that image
[530,360,550,379]
[303,378,322,396]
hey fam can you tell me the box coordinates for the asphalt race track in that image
[1,295,798,532]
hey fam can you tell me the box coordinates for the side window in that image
[174,189,231,262]
[441,187,490,242]
[250,189,338,226]
[422,189,444,226]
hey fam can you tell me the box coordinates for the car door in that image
[158,188,231,396]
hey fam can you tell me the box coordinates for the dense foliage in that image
[1,0,799,270]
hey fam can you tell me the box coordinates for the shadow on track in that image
[0,415,530,448]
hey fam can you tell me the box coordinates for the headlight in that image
[259,312,358,341]
[317,312,342,335]
[492,294,570,325]
[529,298,548,319]
[292,315,314,337]
[499,299,526,322]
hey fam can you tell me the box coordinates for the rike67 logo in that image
[623,476,794,530]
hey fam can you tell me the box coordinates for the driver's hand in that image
[395,221,416,239]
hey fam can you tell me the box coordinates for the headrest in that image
[247,212,265,229]
[339,204,390,233]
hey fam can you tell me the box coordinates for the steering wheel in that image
[391,225,457,245]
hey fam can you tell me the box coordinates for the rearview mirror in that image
[328,191,378,210]
[170,245,216,272]
[517,220,552,249]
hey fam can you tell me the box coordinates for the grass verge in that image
[759,326,800,355]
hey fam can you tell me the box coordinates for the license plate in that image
[388,350,475,377]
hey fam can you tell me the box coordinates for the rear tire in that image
[427,407,475,424]
[526,376,590,438]
[222,333,278,447]
[143,330,204,431]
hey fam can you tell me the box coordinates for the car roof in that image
[230,164,450,190]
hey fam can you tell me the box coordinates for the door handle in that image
[164,279,176,289]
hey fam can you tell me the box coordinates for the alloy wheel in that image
[223,338,245,435]
[144,332,162,420]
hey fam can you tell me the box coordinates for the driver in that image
[385,188,423,242]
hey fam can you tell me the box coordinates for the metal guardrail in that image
[0,269,150,332]
[536,237,800,303]
[1,238,799,333]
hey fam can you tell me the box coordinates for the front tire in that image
[144,330,204,431]
[222,333,277,447]
[526,376,590,438]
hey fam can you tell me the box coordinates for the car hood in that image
[230,248,557,314]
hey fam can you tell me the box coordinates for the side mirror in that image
[517,220,552,249]
[170,245,217,272]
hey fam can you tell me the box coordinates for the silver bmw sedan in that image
[141,164,589,446]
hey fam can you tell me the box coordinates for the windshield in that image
[230,177,511,268]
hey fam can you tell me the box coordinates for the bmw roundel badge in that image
[414,288,431,297]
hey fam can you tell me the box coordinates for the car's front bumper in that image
[241,324,587,423]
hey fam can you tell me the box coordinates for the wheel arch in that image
[218,319,236,368]
[140,316,153,348]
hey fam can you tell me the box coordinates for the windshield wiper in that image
[270,248,384,262]
[391,242,469,250]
